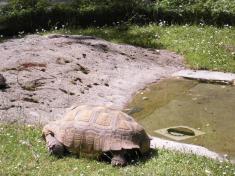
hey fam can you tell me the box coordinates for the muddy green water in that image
[126,78,235,159]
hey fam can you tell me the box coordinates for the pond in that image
[126,78,235,160]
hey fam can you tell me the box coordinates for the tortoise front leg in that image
[111,150,127,166]
[45,134,65,157]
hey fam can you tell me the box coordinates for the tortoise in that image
[42,105,151,166]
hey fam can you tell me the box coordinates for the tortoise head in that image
[45,134,65,157]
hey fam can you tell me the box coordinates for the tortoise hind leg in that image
[111,150,127,166]
[45,134,65,157]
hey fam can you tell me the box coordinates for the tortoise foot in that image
[111,152,127,166]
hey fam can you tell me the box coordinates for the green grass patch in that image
[0,123,234,175]
[1,0,235,35]
[55,24,235,72]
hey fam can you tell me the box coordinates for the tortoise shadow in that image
[48,148,158,166]
[99,148,158,166]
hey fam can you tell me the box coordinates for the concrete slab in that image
[150,137,235,163]
[154,126,205,141]
[173,70,235,85]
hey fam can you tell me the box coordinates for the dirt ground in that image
[0,34,184,124]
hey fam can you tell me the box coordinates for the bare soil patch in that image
[0,34,183,124]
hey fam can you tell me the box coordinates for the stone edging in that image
[173,69,235,85]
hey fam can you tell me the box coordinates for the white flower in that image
[205,169,211,174]
[19,140,28,145]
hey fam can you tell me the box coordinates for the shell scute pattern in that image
[43,105,150,155]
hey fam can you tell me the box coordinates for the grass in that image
[54,24,235,73]
[0,123,234,176]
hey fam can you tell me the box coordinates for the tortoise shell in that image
[43,105,150,155]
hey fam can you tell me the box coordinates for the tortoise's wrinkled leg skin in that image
[45,134,65,157]
[111,150,127,166]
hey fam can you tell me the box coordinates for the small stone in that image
[155,50,160,54]
[142,97,148,100]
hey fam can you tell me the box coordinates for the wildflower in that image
[155,34,160,39]
[205,169,211,175]
[19,140,28,145]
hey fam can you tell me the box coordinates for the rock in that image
[0,34,183,124]
[124,107,143,115]
[20,79,45,91]
[0,74,6,89]
[155,50,160,54]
